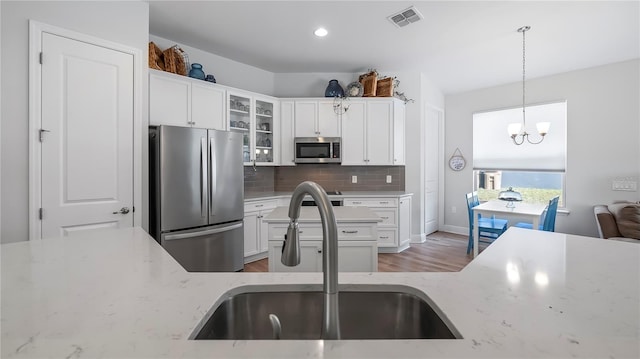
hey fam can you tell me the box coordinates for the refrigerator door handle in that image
[209,137,217,217]
[201,137,208,218]
[163,222,243,241]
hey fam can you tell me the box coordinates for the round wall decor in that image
[448,148,466,171]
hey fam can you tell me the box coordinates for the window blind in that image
[472,101,567,172]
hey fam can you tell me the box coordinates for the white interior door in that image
[40,32,134,238]
[425,105,443,235]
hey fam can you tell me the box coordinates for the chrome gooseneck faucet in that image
[281,181,340,340]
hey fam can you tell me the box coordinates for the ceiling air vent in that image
[388,6,424,28]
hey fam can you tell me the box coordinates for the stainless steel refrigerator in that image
[149,125,244,272]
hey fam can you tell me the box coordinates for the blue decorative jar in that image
[324,79,344,97]
[189,63,205,80]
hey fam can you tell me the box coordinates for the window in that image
[472,101,567,206]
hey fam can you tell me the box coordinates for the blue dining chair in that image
[466,192,509,254]
[515,196,560,232]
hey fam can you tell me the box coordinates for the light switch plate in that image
[351,175,358,184]
[386,175,392,183]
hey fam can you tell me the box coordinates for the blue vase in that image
[325,79,344,97]
[189,63,205,80]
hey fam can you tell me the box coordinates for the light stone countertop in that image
[244,191,413,201]
[1,227,638,358]
[263,206,382,223]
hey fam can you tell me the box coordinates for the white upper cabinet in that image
[294,99,341,138]
[294,100,318,137]
[317,100,342,137]
[149,69,225,130]
[366,101,394,165]
[191,81,226,130]
[341,98,405,166]
[228,90,278,166]
[341,100,366,165]
[149,71,191,126]
[279,101,296,166]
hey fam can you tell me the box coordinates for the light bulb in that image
[536,122,551,136]
[508,123,523,136]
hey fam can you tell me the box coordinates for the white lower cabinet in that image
[268,222,378,272]
[243,199,279,263]
[343,195,412,253]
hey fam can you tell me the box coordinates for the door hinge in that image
[39,129,50,142]
[39,208,43,220]
[39,52,43,65]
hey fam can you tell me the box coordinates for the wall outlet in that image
[612,180,638,191]
[451,206,457,214]
[386,175,392,183]
[351,175,358,184]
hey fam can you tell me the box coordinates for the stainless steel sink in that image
[190,284,462,340]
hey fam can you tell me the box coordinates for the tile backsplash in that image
[244,167,275,193]
[244,165,405,194]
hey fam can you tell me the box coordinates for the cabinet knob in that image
[317,250,322,254]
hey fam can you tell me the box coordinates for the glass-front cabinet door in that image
[228,91,277,166]
[254,98,274,164]
[228,93,251,163]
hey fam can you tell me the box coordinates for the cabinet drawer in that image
[372,209,397,226]
[269,223,374,241]
[244,199,279,212]
[338,225,375,240]
[344,198,398,207]
[269,224,323,240]
[377,229,397,247]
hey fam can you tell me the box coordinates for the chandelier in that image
[508,26,550,145]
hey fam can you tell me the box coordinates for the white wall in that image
[0,1,149,243]
[150,35,276,96]
[443,59,640,237]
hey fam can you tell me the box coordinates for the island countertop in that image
[1,227,638,358]
[263,206,383,223]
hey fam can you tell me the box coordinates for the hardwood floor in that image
[243,231,488,273]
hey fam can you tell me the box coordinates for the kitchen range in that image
[149,125,244,272]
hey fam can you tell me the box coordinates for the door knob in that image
[113,207,130,214]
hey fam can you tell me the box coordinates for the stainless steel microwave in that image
[294,137,341,163]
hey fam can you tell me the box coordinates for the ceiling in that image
[149,1,640,94]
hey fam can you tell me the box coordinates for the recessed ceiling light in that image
[314,27,328,37]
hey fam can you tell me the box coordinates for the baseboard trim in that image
[439,225,468,236]
[411,233,426,243]
[244,252,268,264]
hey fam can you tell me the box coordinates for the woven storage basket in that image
[359,72,377,97]
[376,77,394,97]
[162,46,187,76]
[148,42,164,70]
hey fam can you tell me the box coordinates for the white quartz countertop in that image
[244,191,413,201]
[263,206,382,223]
[2,227,638,358]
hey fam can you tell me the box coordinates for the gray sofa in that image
[594,202,640,243]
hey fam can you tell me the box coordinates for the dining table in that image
[471,200,547,258]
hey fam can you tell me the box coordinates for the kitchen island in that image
[1,227,638,358]
[264,206,381,272]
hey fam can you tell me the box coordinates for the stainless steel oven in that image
[294,137,341,163]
